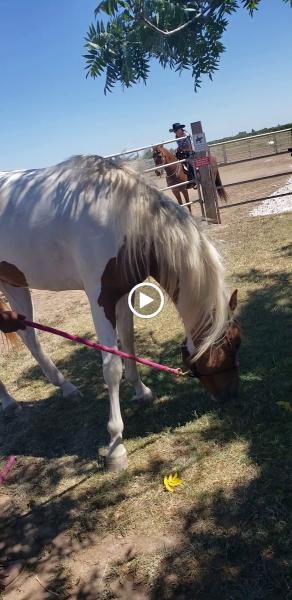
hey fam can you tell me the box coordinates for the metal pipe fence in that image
[215,149,289,168]
[104,135,189,159]
[161,178,197,192]
[144,158,186,173]
[220,191,292,210]
[216,169,292,190]
[209,128,292,165]
[104,135,199,199]
[210,127,291,147]
[102,124,291,222]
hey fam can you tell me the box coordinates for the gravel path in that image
[250,175,292,216]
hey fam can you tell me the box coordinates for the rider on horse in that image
[169,122,196,182]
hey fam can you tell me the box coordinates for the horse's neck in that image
[163,153,178,176]
[163,149,176,165]
[163,150,186,180]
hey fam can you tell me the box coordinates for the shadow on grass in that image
[150,267,292,599]
[1,265,291,598]
[0,327,211,462]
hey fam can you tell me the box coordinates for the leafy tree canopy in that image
[84,0,291,94]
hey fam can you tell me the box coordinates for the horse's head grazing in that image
[152,145,165,177]
[181,290,241,402]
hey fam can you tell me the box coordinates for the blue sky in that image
[0,0,291,170]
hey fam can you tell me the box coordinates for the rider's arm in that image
[184,135,193,153]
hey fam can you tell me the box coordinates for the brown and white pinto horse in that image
[0,156,240,471]
[152,145,228,209]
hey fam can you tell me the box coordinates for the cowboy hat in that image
[169,122,186,133]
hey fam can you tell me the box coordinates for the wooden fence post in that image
[191,121,220,224]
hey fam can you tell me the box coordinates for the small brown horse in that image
[152,145,228,210]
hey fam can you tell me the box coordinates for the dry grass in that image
[0,208,291,599]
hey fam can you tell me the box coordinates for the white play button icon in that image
[139,291,154,309]
[128,283,164,319]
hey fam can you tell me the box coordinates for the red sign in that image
[194,156,210,168]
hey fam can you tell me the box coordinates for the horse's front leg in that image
[87,287,127,471]
[172,190,183,206]
[116,295,153,403]
[182,189,192,213]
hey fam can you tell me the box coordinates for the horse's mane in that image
[57,155,229,358]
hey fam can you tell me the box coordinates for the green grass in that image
[0,212,291,599]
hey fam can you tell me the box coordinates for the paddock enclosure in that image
[107,122,292,224]
[0,128,291,599]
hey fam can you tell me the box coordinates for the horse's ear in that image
[229,289,238,312]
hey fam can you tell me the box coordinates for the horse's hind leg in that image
[0,379,19,415]
[0,283,79,413]
[116,295,153,403]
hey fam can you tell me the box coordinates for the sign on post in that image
[193,132,207,153]
[194,156,210,168]
[191,121,220,224]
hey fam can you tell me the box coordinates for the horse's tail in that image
[0,296,20,350]
[215,170,228,203]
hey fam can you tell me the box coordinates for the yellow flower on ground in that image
[163,473,182,492]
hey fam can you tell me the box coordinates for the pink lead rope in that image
[0,455,16,485]
[23,319,186,378]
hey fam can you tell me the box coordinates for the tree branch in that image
[140,14,200,36]
[138,0,222,37]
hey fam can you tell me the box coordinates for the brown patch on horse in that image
[182,319,241,400]
[182,290,241,401]
[0,262,28,287]
[98,243,161,328]
[0,297,20,349]
[98,257,127,328]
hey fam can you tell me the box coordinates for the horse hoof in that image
[62,387,82,401]
[107,451,128,472]
[132,389,153,405]
[61,381,81,399]
[99,447,128,472]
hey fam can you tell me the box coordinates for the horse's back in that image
[0,157,118,291]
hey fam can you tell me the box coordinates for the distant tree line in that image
[208,122,292,145]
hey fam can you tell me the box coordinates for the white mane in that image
[73,154,229,359]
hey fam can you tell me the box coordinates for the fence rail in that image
[220,191,292,210]
[216,169,292,190]
[209,128,292,165]
[144,158,186,173]
[104,135,189,159]
[209,127,291,147]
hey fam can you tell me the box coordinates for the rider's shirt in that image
[176,134,193,155]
